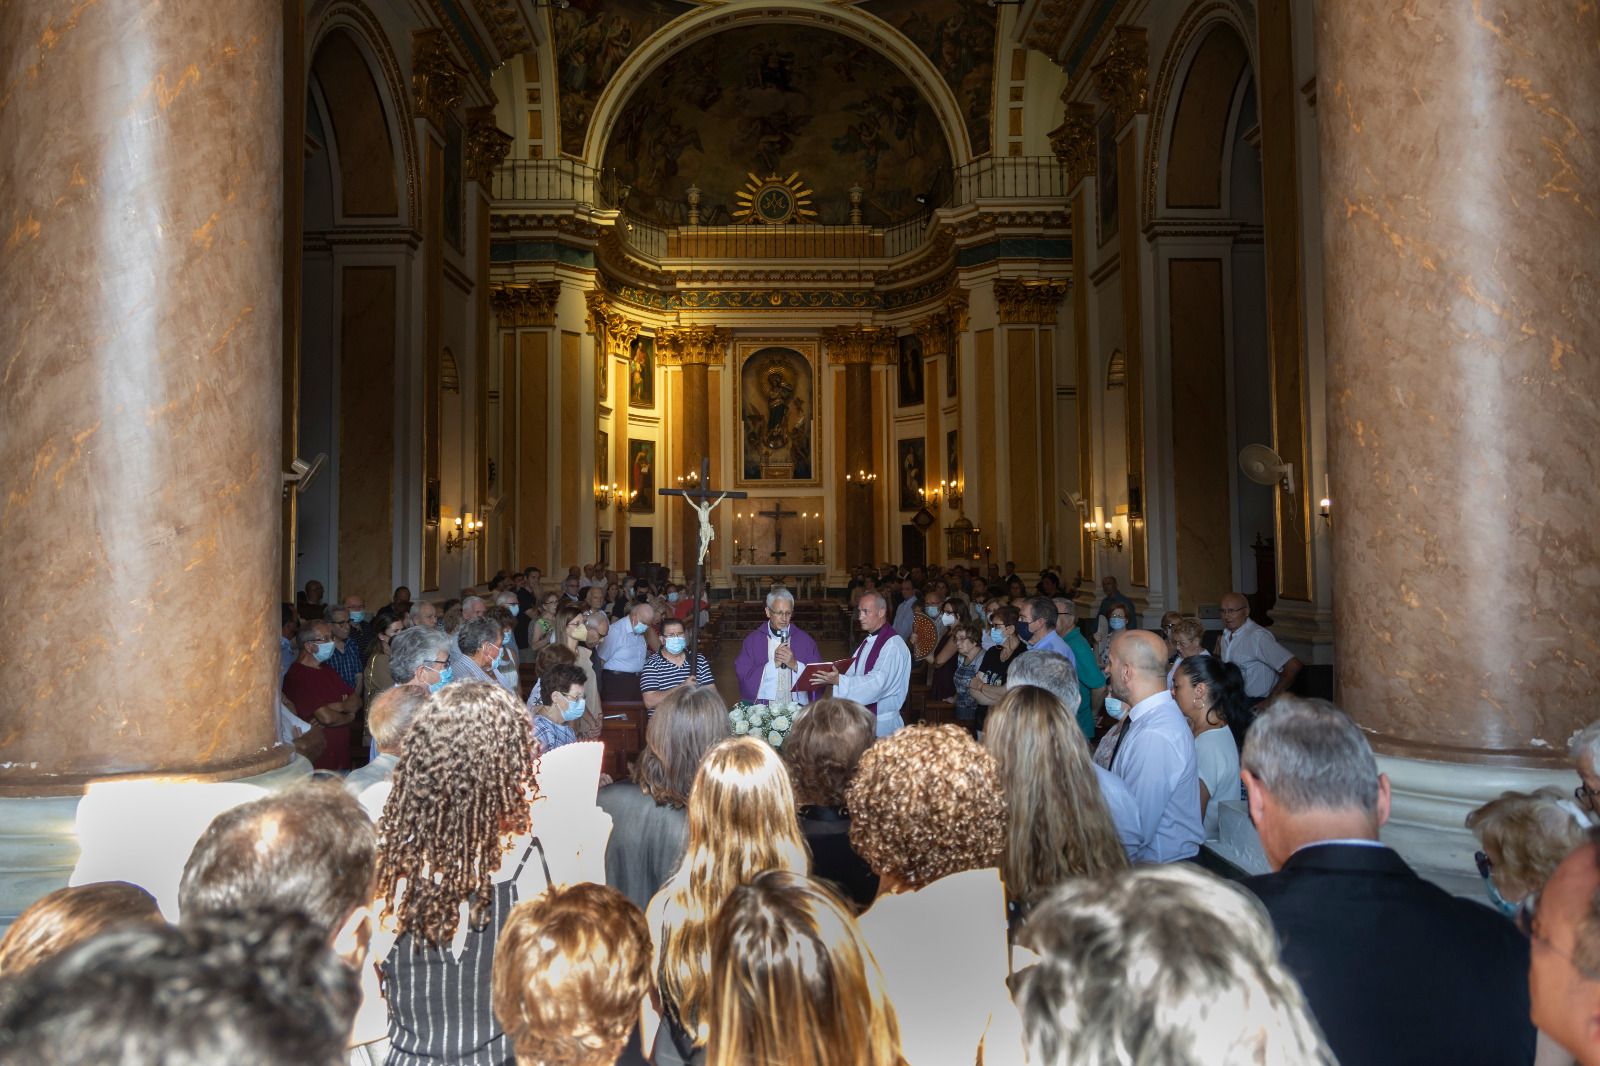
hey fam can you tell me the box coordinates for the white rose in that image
[729,708,747,724]
[732,720,749,735]
[770,715,790,732]
[767,730,784,747]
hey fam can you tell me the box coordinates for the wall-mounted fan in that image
[1238,444,1295,495]
[281,453,327,499]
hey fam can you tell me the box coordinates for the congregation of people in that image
[3,559,1599,1066]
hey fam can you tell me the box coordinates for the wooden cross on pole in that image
[659,456,746,664]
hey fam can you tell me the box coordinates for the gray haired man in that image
[1242,698,1533,1066]
[388,626,452,691]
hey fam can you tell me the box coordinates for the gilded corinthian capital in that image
[491,282,561,327]
[412,30,465,129]
[464,106,512,187]
[912,293,970,358]
[996,279,1071,325]
[1093,26,1148,131]
[823,326,897,366]
[657,326,729,366]
[1049,100,1097,189]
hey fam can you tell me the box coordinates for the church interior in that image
[2,0,1597,1059]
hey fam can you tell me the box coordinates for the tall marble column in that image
[825,328,895,569]
[1318,2,1600,883]
[659,327,728,584]
[0,0,290,792]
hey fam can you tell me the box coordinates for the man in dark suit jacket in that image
[1242,698,1534,1066]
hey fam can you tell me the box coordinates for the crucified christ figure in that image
[688,493,728,565]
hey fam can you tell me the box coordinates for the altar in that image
[731,565,827,601]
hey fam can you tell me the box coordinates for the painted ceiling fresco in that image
[861,0,996,158]
[599,24,954,226]
[551,0,696,158]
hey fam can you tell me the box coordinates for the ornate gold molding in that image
[1023,0,1091,58]
[470,0,533,61]
[464,106,512,187]
[911,293,970,358]
[584,292,642,358]
[1049,100,1098,189]
[491,282,561,327]
[657,325,730,367]
[996,279,1070,325]
[823,326,897,366]
[1093,26,1149,131]
[412,29,464,129]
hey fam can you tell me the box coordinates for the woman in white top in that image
[1171,655,1251,840]
[1165,615,1210,688]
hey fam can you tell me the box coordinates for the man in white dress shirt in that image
[1218,592,1302,701]
[1095,629,1203,863]
[596,601,660,701]
[813,592,910,736]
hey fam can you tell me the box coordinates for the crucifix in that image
[758,500,799,563]
[659,456,746,664]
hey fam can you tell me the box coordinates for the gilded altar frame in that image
[733,339,820,487]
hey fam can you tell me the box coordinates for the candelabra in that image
[445,512,483,553]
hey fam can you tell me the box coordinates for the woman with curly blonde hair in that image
[846,724,1016,1066]
[376,682,610,1065]
[708,870,906,1066]
[643,736,809,1066]
[985,685,1128,919]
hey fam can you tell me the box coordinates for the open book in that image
[794,655,857,692]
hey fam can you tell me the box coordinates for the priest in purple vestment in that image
[734,587,821,705]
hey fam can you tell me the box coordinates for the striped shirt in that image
[382,839,547,1065]
[639,652,714,694]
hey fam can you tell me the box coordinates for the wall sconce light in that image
[946,478,965,512]
[919,484,943,513]
[595,482,621,509]
[445,512,483,553]
[1319,474,1332,527]
[1083,518,1124,552]
[845,470,878,488]
[675,471,702,489]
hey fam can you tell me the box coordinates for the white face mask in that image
[1104,695,1126,719]
[940,612,957,627]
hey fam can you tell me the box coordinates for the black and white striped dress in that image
[382,839,547,1066]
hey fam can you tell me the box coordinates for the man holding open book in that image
[808,591,911,737]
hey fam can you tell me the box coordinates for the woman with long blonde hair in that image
[985,685,1128,918]
[708,870,906,1066]
[643,737,809,1065]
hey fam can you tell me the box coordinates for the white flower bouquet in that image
[729,698,804,750]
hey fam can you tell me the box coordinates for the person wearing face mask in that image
[341,593,372,658]
[446,617,518,695]
[487,606,522,693]
[362,606,406,703]
[597,602,661,702]
[1097,603,1132,672]
[535,605,603,738]
[734,587,821,706]
[949,623,985,725]
[640,618,716,711]
[927,596,970,704]
[531,663,591,754]
[968,605,1028,722]
[281,621,362,771]
[1467,788,1591,921]
[387,625,454,696]
[1017,597,1077,669]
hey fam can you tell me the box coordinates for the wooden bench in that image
[597,699,648,781]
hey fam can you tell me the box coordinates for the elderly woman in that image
[1166,615,1209,687]
[375,682,610,1065]
[1467,787,1591,916]
[1571,720,1600,816]
[783,698,879,909]
[847,725,1011,1066]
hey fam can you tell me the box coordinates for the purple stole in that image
[855,626,898,715]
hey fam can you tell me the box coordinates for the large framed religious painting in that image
[628,438,655,513]
[628,335,655,409]
[444,115,465,255]
[898,437,926,512]
[1096,108,1119,247]
[897,333,925,407]
[736,340,818,485]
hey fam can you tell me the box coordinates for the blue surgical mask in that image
[1480,872,1520,920]
[667,592,681,603]
[508,604,520,617]
[1104,696,1126,719]
[312,640,336,663]
[1109,616,1128,631]
[561,696,587,722]
[428,665,453,694]
[632,621,648,635]
[665,636,687,655]
[989,627,1005,645]
[349,610,368,623]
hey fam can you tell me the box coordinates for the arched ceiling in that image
[599,22,955,226]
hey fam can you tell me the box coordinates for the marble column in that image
[1318,1,1600,886]
[658,327,727,586]
[826,327,894,569]
[0,0,289,793]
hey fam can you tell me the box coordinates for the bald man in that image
[813,592,910,737]
[1218,592,1302,701]
[1096,629,1203,862]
